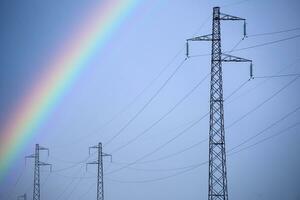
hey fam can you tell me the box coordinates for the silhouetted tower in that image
[17,193,27,200]
[187,7,252,200]
[87,142,112,200]
[26,144,51,200]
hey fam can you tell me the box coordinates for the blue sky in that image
[0,0,300,200]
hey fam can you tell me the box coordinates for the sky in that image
[0,0,300,200]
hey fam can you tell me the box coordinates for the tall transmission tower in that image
[17,193,27,200]
[26,144,52,200]
[86,142,112,200]
[187,7,252,200]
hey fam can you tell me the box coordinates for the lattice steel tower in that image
[187,7,252,200]
[87,142,112,200]
[17,193,27,200]
[26,144,51,200]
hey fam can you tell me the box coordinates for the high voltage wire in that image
[107,34,251,161]
[54,164,86,200]
[51,75,252,171]
[254,73,300,79]
[190,34,300,58]
[228,105,300,152]
[62,16,211,148]
[6,166,26,200]
[226,75,299,129]
[68,48,185,145]
[102,78,251,166]
[221,0,254,8]
[77,182,95,200]
[108,76,254,165]
[64,175,86,200]
[111,72,210,154]
[248,27,300,37]
[45,16,298,169]
[9,6,300,200]
[29,14,300,198]
[45,22,211,170]
[233,34,300,52]
[103,58,188,147]
[114,60,300,166]
[13,20,300,200]
[130,139,207,164]
[226,58,300,105]
[106,115,300,183]
[49,62,299,173]
[229,121,300,155]
[104,73,298,174]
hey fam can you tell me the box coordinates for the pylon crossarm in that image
[187,34,213,41]
[86,161,99,171]
[87,161,99,165]
[25,154,35,159]
[221,53,251,62]
[17,193,26,200]
[39,162,52,171]
[219,13,247,37]
[219,13,245,21]
[221,54,253,79]
[186,34,214,58]
[102,153,112,162]
[25,154,35,166]
[38,146,50,156]
[89,145,100,154]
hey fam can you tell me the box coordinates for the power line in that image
[50,73,251,169]
[135,139,207,164]
[111,72,210,154]
[77,182,95,200]
[104,72,298,174]
[248,27,300,37]
[222,0,254,8]
[106,77,253,168]
[226,75,299,129]
[110,161,202,172]
[52,63,297,176]
[254,73,300,79]
[226,58,300,105]
[51,106,300,182]
[233,34,300,52]
[142,71,299,165]
[69,48,185,145]
[103,58,188,147]
[224,79,250,101]
[106,161,204,184]
[229,121,300,155]
[54,164,86,200]
[51,154,96,172]
[104,112,206,175]
[106,117,300,183]
[103,78,251,166]
[63,16,211,148]
[32,20,213,171]
[190,34,300,58]
[228,105,300,153]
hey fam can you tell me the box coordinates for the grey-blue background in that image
[0,0,300,199]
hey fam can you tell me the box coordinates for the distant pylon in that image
[187,6,252,200]
[26,144,52,200]
[86,142,112,200]
[17,193,27,200]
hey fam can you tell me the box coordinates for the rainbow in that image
[0,0,141,180]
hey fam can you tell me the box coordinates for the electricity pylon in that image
[86,142,112,200]
[26,144,52,200]
[17,193,27,200]
[187,7,252,200]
